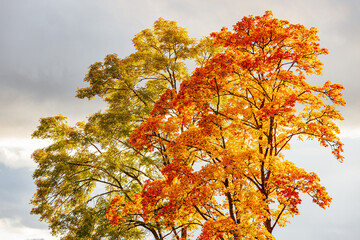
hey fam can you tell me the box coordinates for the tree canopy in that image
[31,11,344,240]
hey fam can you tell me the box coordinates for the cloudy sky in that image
[0,0,359,239]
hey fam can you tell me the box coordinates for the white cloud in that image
[0,218,56,240]
[0,139,50,169]
[339,125,360,139]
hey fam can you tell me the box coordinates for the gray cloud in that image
[0,0,132,137]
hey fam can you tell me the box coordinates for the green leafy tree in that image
[31,18,219,240]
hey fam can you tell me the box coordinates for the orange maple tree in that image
[107,11,345,239]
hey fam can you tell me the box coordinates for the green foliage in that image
[31,18,216,239]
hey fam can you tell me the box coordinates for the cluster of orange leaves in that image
[107,11,344,239]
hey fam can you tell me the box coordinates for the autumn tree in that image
[32,12,344,240]
[31,18,219,240]
[108,11,345,239]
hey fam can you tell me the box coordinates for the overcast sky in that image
[0,0,359,239]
